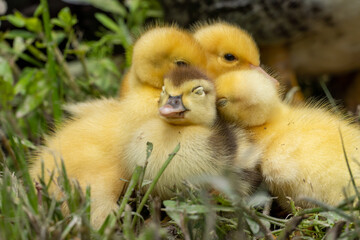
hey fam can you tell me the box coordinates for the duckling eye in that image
[193,86,205,96]
[161,86,166,95]
[224,53,236,61]
[217,98,228,108]
[175,60,188,67]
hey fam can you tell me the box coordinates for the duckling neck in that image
[264,101,289,126]
[249,101,289,133]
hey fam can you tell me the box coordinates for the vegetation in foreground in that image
[0,0,359,239]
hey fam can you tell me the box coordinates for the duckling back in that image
[254,103,360,209]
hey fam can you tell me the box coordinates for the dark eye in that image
[224,53,236,61]
[217,98,228,107]
[175,60,188,67]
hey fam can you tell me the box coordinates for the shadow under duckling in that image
[124,66,262,199]
[30,26,208,228]
[216,69,360,210]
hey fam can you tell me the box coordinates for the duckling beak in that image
[159,95,187,118]
[250,65,279,86]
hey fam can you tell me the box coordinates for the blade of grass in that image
[277,216,304,240]
[241,206,274,240]
[338,128,360,204]
[320,78,337,110]
[135,142,152,213]
[118,165,144,217]
[40,0,62,121]
[299,197,353,221]
[0,129,19,170]
[123,205,136,240]
[6,130,38,212]
[325,221,346,240]
[131,143,180,228]
[255,212,287,226]
[60,215,80,239]
[138,142,153,190]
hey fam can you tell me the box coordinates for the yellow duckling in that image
[216,69,360,209]
[30,26,208,228]
[118,24,208,98]
[124,66,262,198]
[194,21,360,210]
[192,21,260,78]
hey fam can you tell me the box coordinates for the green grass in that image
[1,0,360,239]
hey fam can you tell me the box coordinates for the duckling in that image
[192,21,260,78]
[30,26,208,228]
[215,69,360,209]
[193,21,360,209]
[118,24,207,98]
[124,66,261,198]
[30,98,128,228]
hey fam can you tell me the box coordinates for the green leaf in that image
[12,137,37,150]
[118,19,132,48]
[24,17,42,33]
[126,0,141,13]
[67,43,89,56]
[7,15,25,27]
[18,52,43,67]
[51,31,66,44]
[0,57,14,85]
[88,0,126,16]
[51,18,64,28]
[33,5,43,17]
[58,7,77,27]
[27,44,47,61]
[0,57,15,105]
[245,218,260,235]
[319,212,344,225]
[86,57,121,93]
[95,13,121,33]
[52,7,77,31]
[100,58,121,77]
[13,37,26,54]
[164,200,209,225]
[62,0,126,15]
[27,70,46,94]
[16,87,49,118]
[5,30,36,39]
[14,68,37,95]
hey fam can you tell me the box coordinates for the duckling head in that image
[192,21,260,78]
[215,68,281,127]
[131,25,207,89]
[158,66,217,126]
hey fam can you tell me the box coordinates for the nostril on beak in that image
[168,95,182,107]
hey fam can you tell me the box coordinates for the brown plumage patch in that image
[208,116,238,160]
[165,66,212,86]
[238,166,263,193]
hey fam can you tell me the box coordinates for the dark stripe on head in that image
[165,66,212,87]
